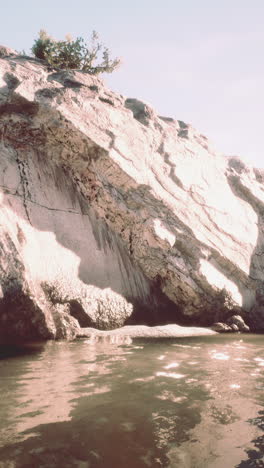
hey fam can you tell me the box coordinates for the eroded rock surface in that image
[0,45,17,58]
[0,51,264,339]
[43,281,133,330]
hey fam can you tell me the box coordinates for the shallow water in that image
[0,334,263,468]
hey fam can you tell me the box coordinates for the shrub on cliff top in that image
[31,30,120,74]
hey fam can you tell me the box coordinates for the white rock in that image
[0,53,263,340]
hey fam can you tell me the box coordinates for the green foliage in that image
[31,29,54,60]
[31,30,120,75]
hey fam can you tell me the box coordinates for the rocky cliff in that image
[1,48,264,341]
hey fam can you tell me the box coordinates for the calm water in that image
[0,334,263,468]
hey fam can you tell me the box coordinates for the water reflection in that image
[0,335,263,467]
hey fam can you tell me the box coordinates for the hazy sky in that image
[2,0,264,168]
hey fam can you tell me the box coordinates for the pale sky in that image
[2,0,264,168]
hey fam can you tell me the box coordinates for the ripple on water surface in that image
[0,334,263,468]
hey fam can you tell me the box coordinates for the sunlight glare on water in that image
[0,334,263,468]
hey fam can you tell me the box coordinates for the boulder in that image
[226,315,250,332]
[211,323,233,333]
[43,282,133,330]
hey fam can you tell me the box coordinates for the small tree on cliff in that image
[32,30,120,74]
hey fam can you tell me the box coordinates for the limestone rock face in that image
[0,45,17,58]
[0,52,264,339]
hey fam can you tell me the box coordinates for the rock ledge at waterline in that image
[0,47,264,341]
[77,324,217,341]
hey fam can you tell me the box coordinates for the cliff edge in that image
[1,48,264,341]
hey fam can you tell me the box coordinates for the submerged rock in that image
[0,50,264,340]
